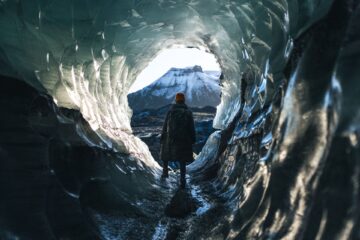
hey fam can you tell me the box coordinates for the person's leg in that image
[180,160,186,188]
[162,160,168,178]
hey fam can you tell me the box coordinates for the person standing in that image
[160,92,196,188]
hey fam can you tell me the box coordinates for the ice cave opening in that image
[0,0,360,239]
[127,47,222,167]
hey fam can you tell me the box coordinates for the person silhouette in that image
[160,93,196,188]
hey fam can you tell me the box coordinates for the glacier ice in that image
[0,0,333,154]
[0,0,360,239]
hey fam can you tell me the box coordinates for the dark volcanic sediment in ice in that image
[0,0,359,239]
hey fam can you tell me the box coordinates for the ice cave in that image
[0,0,359,239]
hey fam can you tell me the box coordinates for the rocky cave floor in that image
[90,173,222,240]
[86,105,221,239]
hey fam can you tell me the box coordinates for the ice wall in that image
[0,0,333,154]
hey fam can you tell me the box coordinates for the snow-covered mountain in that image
[128,66,221,112]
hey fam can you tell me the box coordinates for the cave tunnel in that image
[128,47,222,167]
[0,0,359,239]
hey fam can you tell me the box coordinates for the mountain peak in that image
[169,65,203,73]
[128,66,221,111]
[192,65,203,72]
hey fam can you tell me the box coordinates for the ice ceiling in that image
[0,0,332,156]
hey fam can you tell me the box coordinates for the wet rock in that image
[165,189,198,218]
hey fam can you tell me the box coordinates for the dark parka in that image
[160,103,196,162]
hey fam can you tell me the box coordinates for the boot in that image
[180,177,186,189]
[179,160,186,188]
[161,171,169,178]
[162,161,169,178]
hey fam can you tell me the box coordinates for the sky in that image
[128,48,221,93]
